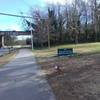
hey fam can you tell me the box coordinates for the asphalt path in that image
[0,49,56,100]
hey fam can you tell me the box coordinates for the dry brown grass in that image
[0,51,18,67]
[40,54,100,100]
[34,43,100,58]
[34,43,100,100]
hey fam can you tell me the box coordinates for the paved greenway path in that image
[0,49,56,100]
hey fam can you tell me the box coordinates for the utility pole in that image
[30,25,34,50]
[20,12,34,50]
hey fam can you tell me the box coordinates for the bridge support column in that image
[2,36,5,47]
[0,36,2,48]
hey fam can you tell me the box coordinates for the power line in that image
[0,12,33,19]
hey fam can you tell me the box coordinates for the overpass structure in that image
[0,31,31,48]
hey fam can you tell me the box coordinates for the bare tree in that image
[23,0,100,47]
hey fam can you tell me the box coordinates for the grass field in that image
[34,42,100,100]
[34,42,100,62]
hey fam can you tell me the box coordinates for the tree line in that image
[24,0,100,48]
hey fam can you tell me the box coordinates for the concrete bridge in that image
[0,31,31,48]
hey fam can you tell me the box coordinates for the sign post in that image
[30,26,34,50]
[30,25,34,50]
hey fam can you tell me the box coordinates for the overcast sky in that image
[0,0,71,31]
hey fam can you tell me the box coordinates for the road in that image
[0,49,56,100]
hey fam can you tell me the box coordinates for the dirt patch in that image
[40,54,100,100]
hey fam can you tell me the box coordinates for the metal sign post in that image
[30,27,34,50]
